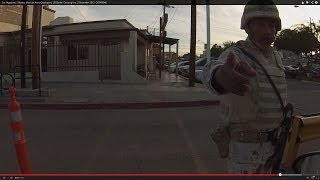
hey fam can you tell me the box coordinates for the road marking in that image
[176,119,208,173]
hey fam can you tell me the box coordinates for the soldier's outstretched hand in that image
[215,52,257,96]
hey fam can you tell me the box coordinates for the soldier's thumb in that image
[226,52,238,69]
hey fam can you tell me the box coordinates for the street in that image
[0,107,222,173]
[0,79,320,173]
[287,79,320,115]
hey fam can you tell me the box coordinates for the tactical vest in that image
[219,40,287,133]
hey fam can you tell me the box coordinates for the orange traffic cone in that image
[8,86,32,174]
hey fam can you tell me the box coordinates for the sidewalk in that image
[0,71,220,109]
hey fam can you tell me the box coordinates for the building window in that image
[68,44,89,60]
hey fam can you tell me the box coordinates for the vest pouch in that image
[210,126,231,158]
[256,66,285,78]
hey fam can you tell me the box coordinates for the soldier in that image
[203,0,288,173]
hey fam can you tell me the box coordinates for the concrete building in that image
[0,5,55,32]
[0,18,179,84]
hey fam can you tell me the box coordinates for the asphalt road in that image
[0,79,319,174]
[287,79,320,115]
[0,107,223,173]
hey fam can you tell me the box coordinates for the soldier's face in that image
[246,17,277,47]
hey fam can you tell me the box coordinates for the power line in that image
[170,25,243,36]
[166,6,178,28]
[147,6,160,26]
[124,5,140,19]
[70,6,80,22]
[170,18,189,23]
[166,29,190,40]
[74,5,87,22]
[149,8,163,30]
[127,6,148,22]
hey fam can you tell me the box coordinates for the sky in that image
[50,5,320,56]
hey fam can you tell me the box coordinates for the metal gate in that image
[0,40,121,80]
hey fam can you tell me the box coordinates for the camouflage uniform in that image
[203,2,287,174]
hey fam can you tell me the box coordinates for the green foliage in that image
[181,53,190,59]
[222,41,236,50]
[274,24,320,55]
[210,44,224,57]
[210,41,236,57]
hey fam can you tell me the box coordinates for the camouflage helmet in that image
[240,0,281,31]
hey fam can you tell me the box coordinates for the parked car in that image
[296,62,320,80]
[179,57,216,77]
[179,64,190,77]
[308,66,320,80]
[195,69,203,83]
[164,60,170,69]
[284,65,299,78]
[168,62,177,73]
[169,61,189,73]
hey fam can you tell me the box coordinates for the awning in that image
[147,35,179,45]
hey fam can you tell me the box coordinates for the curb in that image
[0,100,220,110]
[301,80,320,85]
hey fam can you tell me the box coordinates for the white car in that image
[179,57,216,78]
[195,69,203,83]
[179,65,189,77]
[169,61,189,73]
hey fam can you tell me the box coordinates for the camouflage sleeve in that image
[202,47,248,95]
[201,55,225,95]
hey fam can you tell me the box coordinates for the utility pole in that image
[189,0,196,87]
[159,16,162,79]
[175,41,179,78]
[31,5,42,89]
[159,3,168,79]
[206,2,211,63]
[20,5,27,88]
[161,4,166,78]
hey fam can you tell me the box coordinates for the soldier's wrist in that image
[212,67,227,94]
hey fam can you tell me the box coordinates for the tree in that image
[210,44,223,58]
[209,41,236,58]
[181,53,190,60]
[310,23,320,54]
[274,25,320,55]
[223,41,236,50]
[310,22,320,41]
[274,29,299,53]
